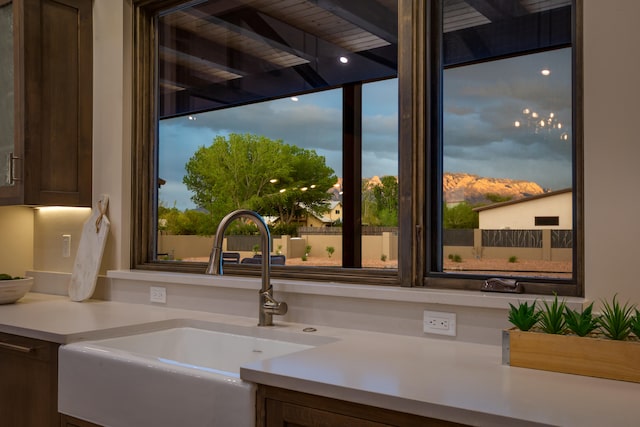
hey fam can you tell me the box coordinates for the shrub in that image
[269,223,298,237]
[538,294,567,334]
[380,254,387,262]
[564,303,599,337]
[631,309,640,338]
[508,301,540,331]
[326,246,335,258]
[508,256,518,263]
[599,295,635,340]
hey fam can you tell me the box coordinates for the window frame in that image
[131,0,583,296]
[131,0,403,286]
[419,0,584,296]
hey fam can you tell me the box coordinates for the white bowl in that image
[0,277,34,304]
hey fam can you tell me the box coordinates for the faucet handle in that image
[261,286,288,316]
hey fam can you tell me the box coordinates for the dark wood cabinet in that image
[258,385,468,427]
[0,331,60,427]
[0,0,92,206]
[60,414,101,427]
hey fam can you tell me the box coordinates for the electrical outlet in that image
[150,286,167,303]
[423,310,456,336]
[62,234,71,258]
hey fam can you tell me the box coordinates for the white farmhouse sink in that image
[58,321,334,427]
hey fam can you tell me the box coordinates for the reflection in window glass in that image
[438,0,575,282]
[442,48,572,279]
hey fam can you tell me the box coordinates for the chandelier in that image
[514,108,569,141]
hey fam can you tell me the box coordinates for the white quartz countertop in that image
[1,293,638,426]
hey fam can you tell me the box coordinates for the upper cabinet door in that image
[0,1,23,203]
[0,0,92,207]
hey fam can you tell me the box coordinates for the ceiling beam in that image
[443,6,572,67]
[315,0,398,44]
[464,0,528,22]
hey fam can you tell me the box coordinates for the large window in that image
[134,0,400,284]
[133,0,582,295]
[424,0,581,294]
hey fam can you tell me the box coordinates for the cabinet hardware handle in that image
[0,341,35,353]
[9,152,21,184]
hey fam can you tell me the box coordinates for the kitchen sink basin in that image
[58,320,334,427]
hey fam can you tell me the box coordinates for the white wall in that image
[582,0,640,303]
[0,206,33,277]
[33,207,90,272]
[478,191,572,229]
[91,0,132,271]
[4,0,639,344]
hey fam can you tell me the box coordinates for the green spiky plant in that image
[630,309,640,339]
[599,295,635,340]
[564,302,599,337]
[538,294,567,334]
[508,301,540,331]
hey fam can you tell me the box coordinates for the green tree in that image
[158,202,217,235]
[485,193,513,203]
[373,175,398,226]
[183,133,336,226]
[443,202,478,229]
[253,144,337,224]
[362,176,398,226]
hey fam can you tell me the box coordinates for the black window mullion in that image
[342,83,362,268]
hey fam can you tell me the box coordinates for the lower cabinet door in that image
[258,385,468,427]
[60,414,102,427]
[0,332,60,427]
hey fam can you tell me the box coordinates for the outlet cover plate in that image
[423,310,456,336]
[150,286,167,304]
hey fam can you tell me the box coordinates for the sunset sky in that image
[158,48,572,210]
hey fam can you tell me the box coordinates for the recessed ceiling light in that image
[290,96,299,102]
[188,115,197,120]
[339,56,349,64]
[541,69,551,76]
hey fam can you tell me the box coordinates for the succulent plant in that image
[630,309,640,339]
[564,302,599,337]
[508,301,540,331]
[599,295,635,340]
[538,294,567,334]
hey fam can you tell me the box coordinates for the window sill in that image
[107,270,587,311]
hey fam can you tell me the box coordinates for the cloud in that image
[442,48,573,189]
[158,48,573,210]
[158,83,400,209]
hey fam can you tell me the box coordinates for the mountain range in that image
[443,172,544,205]
[331,173,545,205]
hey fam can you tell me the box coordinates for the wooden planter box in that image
[502,328,640,383]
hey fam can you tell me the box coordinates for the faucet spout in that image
[206,209,287,326]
